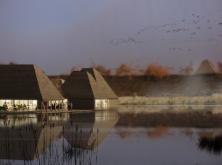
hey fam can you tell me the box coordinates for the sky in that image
[0,0,222,74]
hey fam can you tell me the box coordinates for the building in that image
[0,64,67,111]
[62,68,118,110]
[195,59,217,75]
[49,75,67,93]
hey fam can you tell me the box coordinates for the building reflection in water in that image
[63,111,119,164]
[0,111,119,164]
[0,113,68,161]
[64,111,119,150]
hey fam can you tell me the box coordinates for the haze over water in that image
[0,108,222,165]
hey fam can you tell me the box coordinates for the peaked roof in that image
[0,64,64,101]
[62,68,118,99]
[195,59,217,74]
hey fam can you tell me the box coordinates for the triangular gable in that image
[62,68,118,100]
[62,71,94,99]
[0,64,64,101]
[195,60,217,74]
[87,69,118,99]
[34,65,64,101]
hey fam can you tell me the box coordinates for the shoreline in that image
[119,96,222,105]
[0,104,222,114]
[0,109,93,115]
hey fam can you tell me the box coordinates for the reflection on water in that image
[63,111,119,164]
[0,111,119,165]
[64,111,119,150]
[0,109,222,165]
[147,126,169,139]
[199,134,222,154]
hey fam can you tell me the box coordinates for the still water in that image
[0,108,222,165]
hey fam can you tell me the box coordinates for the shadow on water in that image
[199,134,222,154]
[0,111,119,165]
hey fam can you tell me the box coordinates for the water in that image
[0,107,222,165]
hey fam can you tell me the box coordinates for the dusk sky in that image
[1,0,222,74]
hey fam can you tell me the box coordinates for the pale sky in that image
[1,0,222,74]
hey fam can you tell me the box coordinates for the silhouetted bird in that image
[172,28,188,33]
[110,37,143,46]
[193,20,200,24]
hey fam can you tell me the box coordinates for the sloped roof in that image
[0,64,64,101]
[62,68,118,99]
[195,59,217,74]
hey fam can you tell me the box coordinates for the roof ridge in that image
[86,72,97,99]
[33,65,64,101]
[62,68,117,100]
[83,68,97,80]
[32,65,44,100]
[195,59,217,74]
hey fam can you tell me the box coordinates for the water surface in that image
[0,107,222,165]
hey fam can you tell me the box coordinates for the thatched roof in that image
[195,59,217,75]
[62,68,118,99]
[0,64,64,101]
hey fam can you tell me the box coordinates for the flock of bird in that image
[110,13,222,53]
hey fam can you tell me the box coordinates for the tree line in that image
[2,60,222,78]
[71,63,186,78]
[71,62,222,78]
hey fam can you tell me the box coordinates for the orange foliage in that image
[94,65,111,76]
[144,64,170,78]
[116,64,134,76]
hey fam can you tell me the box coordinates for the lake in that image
[0,107,222,165]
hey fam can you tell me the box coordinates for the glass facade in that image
[47,99,68,110]
[0,99,68,111]
[95,99,110,109]
[0,100,38,111]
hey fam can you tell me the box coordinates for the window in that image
[95,99,110,109]
[0,99,38,111]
